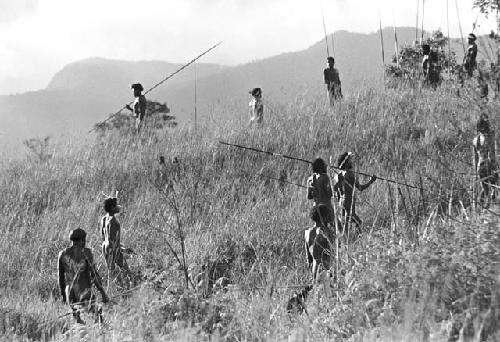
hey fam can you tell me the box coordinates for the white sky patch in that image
[0,0,497,94]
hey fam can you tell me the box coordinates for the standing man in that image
[464,33,478,77]
[100,197,132,276]
[125,83,147,133]
[58,228,109,324]
[306,158,337,243]
[249,87,264,125]
[324,57,342,106]
[473,114,498,207]
[333,152,376,238]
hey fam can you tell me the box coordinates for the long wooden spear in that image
[379,10,386,82]
[321,3,331,57]
[219,141,423,190]
[416,0,420,42]
[89,41,222,133]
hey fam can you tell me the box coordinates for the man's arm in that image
[355,174,377,191]
[57,252,67,303]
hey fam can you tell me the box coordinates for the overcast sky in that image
[0,0,496,95]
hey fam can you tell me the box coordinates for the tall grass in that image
[1,83,499,341]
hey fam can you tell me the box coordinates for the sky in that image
[0,0,497,95]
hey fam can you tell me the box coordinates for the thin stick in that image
[219,141,423,190]
[416,0,420,42]
[258,173,306,188]
[455,0,466,56]
[379,10,386,81]
[321,2,331,58]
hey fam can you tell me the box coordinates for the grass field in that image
[1,83,500,341]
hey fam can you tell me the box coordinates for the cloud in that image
[0,0,38,24]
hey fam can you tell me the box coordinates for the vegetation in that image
[385,30,458,88]
[1,83,500,341]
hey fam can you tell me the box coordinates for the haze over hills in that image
[0,27,483,141]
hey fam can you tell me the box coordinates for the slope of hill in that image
[0,27,488,141]
[1,82,500,340]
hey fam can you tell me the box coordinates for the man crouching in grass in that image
[58,228,109,324]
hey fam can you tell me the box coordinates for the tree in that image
[94,100,177,133]
[385,29,457,87]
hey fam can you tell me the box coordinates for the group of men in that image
[304,152,376,281]
[57,196,132,324]
[422,32,480,91]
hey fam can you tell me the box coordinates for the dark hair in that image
[327,57,335,63]
[477,115,490,133]
[311,158,327,173]
[104,197,118,213]
[337,152,351,169]
[69,228,86,242]
[310,205,330,225]
[422,44,430,55]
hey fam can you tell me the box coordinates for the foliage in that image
[23,136,52,162]
[385,30,458,86]
[473,0,500,15]
[93,100,177,133]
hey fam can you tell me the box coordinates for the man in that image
[101,197,132,275]
[125,83,147,133]
[422,45,441,89]
[248,87,264,125]
[333,152,376,237]
[464,33,478,77]
[324,56,342,106]
[473,115,498,207]
[58,228,109,324]
[304,204,332,282]
[306,158,337,241]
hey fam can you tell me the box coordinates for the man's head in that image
[131,83,144,97]
[477,115,491,134]
[69,228,86,246]
[104,197,120,214]
[327,56,335,68]
[422,44,430,56]
[311,158,327,174]
[468,33,477,43]
[310,205,329,227]
[250,87,262,98]
[337,152,354,170]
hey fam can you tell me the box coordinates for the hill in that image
[1,81,500,340]
[0,27,489,142]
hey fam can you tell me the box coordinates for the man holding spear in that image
[324,57,342,106]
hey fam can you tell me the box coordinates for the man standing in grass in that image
[249,87,264,125]
[101,197,132,276]
[333,152,376,237]
[464,33,478,77]
[307,158,336,242]
[58,228,109,324]
[324,57,342,106]
[473,115,498,207]
[125,83,147,133]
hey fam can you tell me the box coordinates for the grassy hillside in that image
[1,82,500,341]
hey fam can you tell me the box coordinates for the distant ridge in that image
[0,27,484,140]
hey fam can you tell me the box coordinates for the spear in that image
[258,173,307,188]
[89,41,222,133]
[321,3,331,57]
[219,141,423,190]
[379,10,386,70]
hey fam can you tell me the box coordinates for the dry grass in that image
[1,83,499,341]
